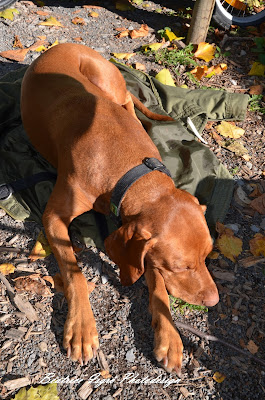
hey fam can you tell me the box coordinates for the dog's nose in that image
[201,290,219,307]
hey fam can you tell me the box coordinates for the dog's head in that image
[104,189,219,307]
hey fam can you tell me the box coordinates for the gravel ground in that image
[0,1,265,399]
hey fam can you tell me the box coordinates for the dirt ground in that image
[0,1,265,399]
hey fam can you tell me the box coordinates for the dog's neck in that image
[120,172,175,222]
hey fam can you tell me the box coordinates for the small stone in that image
[225,224,240,234]
[101,274,109,284]
[38,357,47,367]
[27,353,36,367]
[38,341,48,352]
[240,49,246,56]
[126,348,135,362]
[246,162,252,170]
[232,315,238,322]
[250,225,260,233]
[230,79,237,85]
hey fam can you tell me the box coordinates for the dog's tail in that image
[130,93,174,122]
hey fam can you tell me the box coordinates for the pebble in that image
[230,79,237,86]
[240,50,246,56]
[125,349,135,362]
[38,341,48,352]
[246,162,252,170]
[225,223,240,233]
[27,353,36,367]
[250,225,260,233]
[101,274,109,284]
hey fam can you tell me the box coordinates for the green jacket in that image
[0,65,249,247]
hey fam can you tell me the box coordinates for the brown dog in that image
[20,43,219,375]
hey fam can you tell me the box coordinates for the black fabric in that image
[110,157,172,225]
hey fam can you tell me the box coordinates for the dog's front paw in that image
[63,307,99,365]
[154,325,183,376]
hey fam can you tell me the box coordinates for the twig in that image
[175,321,265,368]
[0,246,22,254]
[0,271,15,295]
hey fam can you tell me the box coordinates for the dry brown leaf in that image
[249,84,263,95]
[190,65,208,81]
[36,10,49,16]
[73,37,83,42]
[250,193,265,214]
[72,17,85,25]
[246,340,258,354]
[0,48,29,62]
[133,62,146,71]
[249,233,265,257]
[216,222,243,262]
[116,30,129,38]
[14,275,52,297]
[129,24,149,39]
[13,35,23,49]
[83,5,102,9]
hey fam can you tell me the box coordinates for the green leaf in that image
[0,8,19,21]
[258,53,265,65]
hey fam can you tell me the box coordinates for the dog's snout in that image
[201,290,219,307]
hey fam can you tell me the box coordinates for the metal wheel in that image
[213,0,265,29]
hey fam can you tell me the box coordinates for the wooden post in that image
[187,0,216,44]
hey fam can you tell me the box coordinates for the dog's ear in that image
[104,223,157,286]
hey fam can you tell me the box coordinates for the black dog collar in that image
[110,157,172,225]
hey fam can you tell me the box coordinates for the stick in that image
[175,321,265,367]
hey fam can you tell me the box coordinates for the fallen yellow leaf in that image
[89,11,99,17]
[29,231,52,261]
[207,251,219,260]
[142,42,163,51]
[0,8,19,21]
[155,69,175,86]
[115,0,134,11]
[224,141,249,158]
[249,233,265,257]
[10,383,59,400]
[216,121,245,139]
[248,62,265,77]
[0,263,15,275]
[213,371,226,383]
[206,63,227,78]
[112,52,135,60]
[194,42,215,62]
[164,29,177,41]
[40,16,63,27]
[216,222,243,262]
